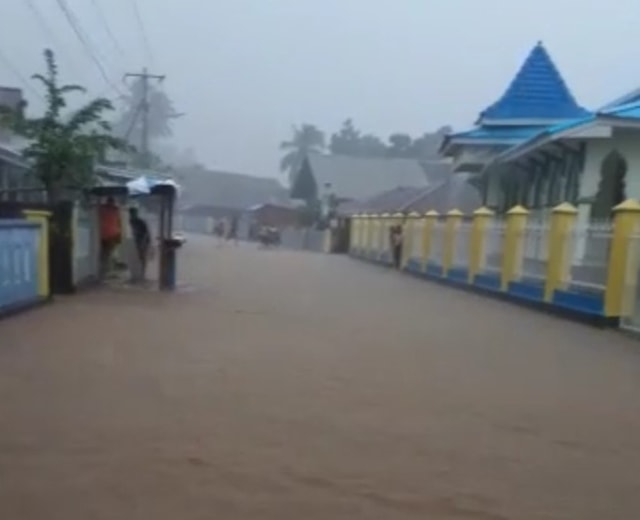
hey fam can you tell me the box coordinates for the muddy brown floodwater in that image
[1,235,640,519]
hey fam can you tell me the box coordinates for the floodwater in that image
[1,235,640,519]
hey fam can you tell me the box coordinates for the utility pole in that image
[123,68,165,169]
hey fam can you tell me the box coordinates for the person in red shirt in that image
[99,197,122,278]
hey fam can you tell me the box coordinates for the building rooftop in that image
[174,166,288,210]
[494,100,640,164]
[337,174,481,216]
[295,154,432,202]
[478,42,589,124]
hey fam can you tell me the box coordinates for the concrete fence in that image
[349,201,640,328]
[0,219,43,314]
[72,202,100,287]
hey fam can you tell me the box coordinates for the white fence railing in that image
[429,220,445,266]
[452,222,472,269]
[569,219,613,291]
[483,218,506,275]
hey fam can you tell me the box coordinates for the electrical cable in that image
[90,0,125,57]
[54,0,124,96]
[0,47,43,101]
[25,0,66,54]
[130,0,154,65]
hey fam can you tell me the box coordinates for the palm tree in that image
[2,49,127,201]
[280,124,325,185]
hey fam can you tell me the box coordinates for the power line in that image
[25,0,65,53]
[24,0,84,81]
[129,0,154,65]
[0,47,43,101]
[54,0,123,96]
[90,0,125,57]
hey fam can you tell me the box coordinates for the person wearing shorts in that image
[99,197,122,278]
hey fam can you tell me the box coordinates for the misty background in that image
[3,0,639,178]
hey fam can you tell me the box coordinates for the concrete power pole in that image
[123,68,165,169]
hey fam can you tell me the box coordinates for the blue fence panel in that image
[0,220,40,312]
[552,289,605,316]
[507,279,545,302]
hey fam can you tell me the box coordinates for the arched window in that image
[590,150,627,220]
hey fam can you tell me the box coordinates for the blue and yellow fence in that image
[349,201,640,325]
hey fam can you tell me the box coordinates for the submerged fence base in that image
[353,250,616,327]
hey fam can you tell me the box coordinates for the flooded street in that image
[1,235,640,519]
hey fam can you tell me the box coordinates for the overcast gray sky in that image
[3,1,639,178]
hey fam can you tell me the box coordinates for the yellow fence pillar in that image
[501,205,529,291]
[379,213,391,261]
[605,199,640,317]
[362,214,371,256]
[323,228,332,253]
[391,212,404,265]
[422,210,439,270]
[349,215,357,253]
[468,207,494,283]
[23,209,52,299]
[544,203,578,302]
[443,209,463,277]
[402,212,421,268]
[370,214,380,258]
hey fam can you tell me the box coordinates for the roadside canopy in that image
[126,175,180,197]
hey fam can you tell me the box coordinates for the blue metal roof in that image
[601,100,640,119]
[494,114,595,162]
[452,126,544,141]
[478,42,590,123]
[506,100,640,157]
[441,125,544,154]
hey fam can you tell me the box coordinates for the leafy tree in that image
[113,77,179,146]
[410,126,452,158]
[289,156,317,202]
[387,133,413,157]
[1,49,126,201]
[280,124,325,185]
[329,118,360,155]
[358,134,387,157]
[330,119,387,157]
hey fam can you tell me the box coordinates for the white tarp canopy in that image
[126,175,180,196]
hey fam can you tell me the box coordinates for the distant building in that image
[290,153,445,204]
[337,175,481,217]
[0,86,23,111]
[174,166,290,234]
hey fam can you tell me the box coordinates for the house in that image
[175,166,288,209]
[0,87,24,142]
[174,166,289,233]
[403,175,482,215]
[0,142,33,202]
[440,42,590,212]
[290,153,437,204]
[245,202,300,230]
[337,175,481,217]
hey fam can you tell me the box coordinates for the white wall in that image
[579,128,640,200]
[572,129,640,262]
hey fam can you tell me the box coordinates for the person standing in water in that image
[99,196,122,279]
[129,207,151,283]
[390,224,404,270]
[226,216,239,245]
